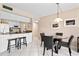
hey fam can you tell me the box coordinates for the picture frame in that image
[66,19,75,25]
[64,18,76,27]
[52,23,59,28]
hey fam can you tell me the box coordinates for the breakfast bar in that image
[0,32,32,53]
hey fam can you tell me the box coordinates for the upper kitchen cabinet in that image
[0,11,31,22]
[0,23,9,34]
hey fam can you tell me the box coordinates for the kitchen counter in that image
[0,30,32,34]
[0,32,32,35]
[0,32,32,53]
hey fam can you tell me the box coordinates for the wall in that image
[38,7,79,51]
[32,22,39,38]
[0,5,1,10]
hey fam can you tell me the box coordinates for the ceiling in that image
[4,3,79,19]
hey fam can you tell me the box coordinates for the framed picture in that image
[64,18,76,27]
[66,19,75,25]
[52,23,59,28]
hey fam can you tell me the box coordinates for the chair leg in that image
[58,42,61,49]
[58,45,61,49]
[19,39,21,49]
[7,40,9,51]
[15,39,17,47]
[43,47,45,56]
[41,41,42,46]
[17,39,19,49]
[25,42,27,47]
[68,47,71,56]
[54,46,58,54]
[17,39,21,49]
[7,40,10,53]
[23,38,27,47]
[54,46,56,51]
[52,48,53,56]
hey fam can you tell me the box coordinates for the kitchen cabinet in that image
[0,11,31,22]
[0,24,9,33]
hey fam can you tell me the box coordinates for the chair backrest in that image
[68,35,74,46]
[43,36,53,49]
[40,33,45,41]
[40,33,45,36]
[56,33,63,36]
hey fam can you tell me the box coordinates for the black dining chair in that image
[60,35,74,56]
[40,33,45,46]
[43,36,54,56]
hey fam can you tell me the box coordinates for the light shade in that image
[54,3,63,23]
[54,18,63,23]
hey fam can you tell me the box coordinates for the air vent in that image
[2,5,13,11]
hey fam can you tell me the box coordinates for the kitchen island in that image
[0,32,32,53]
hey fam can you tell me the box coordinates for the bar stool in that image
[7,38,18,53]
[18,37,27,49]
[23,37,27,46]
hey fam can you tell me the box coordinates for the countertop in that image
[0,31,32,35]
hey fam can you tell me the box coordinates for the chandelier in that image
[54,3,63,23]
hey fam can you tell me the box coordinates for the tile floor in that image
[0,37,79,56]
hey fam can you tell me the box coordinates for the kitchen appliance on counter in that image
[9,25,21,34]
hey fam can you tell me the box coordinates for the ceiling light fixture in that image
[54,3,63,23]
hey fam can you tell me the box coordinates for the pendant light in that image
[54,3,63,23]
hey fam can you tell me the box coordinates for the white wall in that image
[32,22,39,38]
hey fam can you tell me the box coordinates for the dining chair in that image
[60,35,74,56]
[43,36,54,56]
[40,33,45,46]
